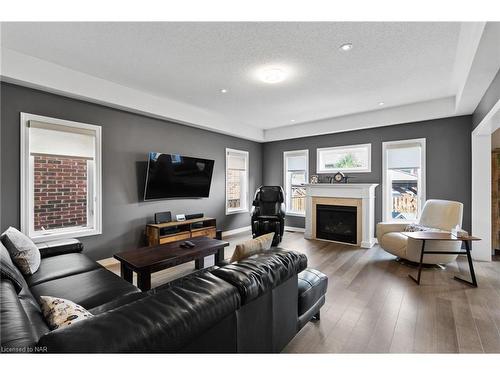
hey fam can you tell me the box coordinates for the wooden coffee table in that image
[114,236,229,291]
[402,232,481,287]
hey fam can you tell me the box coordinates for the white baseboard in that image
[285,226,305,233]
[222,226,251,237]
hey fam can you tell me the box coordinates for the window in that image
[20,113,102,241]
[317,143,371,173]
[225,148,249,214]
[382,138,426,222]
[283,150,308,216]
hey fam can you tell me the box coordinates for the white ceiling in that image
[1,22,499,141]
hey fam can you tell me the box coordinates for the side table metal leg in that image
[409,239,426,285]
[454,240,478,287]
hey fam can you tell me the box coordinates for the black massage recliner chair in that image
[251,186,286,246]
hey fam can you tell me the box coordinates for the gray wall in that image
[263,116,472,232]
[473,68,500,130]
[1,83,262,260]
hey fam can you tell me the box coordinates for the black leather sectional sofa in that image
[1,238,327,353]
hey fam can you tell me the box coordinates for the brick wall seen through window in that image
[33,154,88,230]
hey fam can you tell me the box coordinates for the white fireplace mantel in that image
[304,183,379,248]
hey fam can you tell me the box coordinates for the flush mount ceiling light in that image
[220,88,228,93]
[257,67,288,84]
[339,43,353,51]
[290,119,296,123]
[378,102,385,106]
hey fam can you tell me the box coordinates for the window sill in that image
[286,212,305,217]
[226,208,249,215]
[30,228,101,243]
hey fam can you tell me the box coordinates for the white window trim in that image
[283,149,309,217]
[225,148,249,215]
[316,143,372,173]
[20,113,102,242]
[382,138,426,223]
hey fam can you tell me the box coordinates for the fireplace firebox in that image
[316,204,357,244]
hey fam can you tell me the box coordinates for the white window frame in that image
[225,148,249,215]
[283,149,309,217]
[382,138,426,222]
[20,113,102,242]
[316,143,372,173]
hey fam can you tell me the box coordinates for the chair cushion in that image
[1,227,41,275]
[26,253,100,287]
[297,268,328,316]
[380,232,408,258]
[30,268,140,310]
[230,232,274,262]
[212,250,307,304]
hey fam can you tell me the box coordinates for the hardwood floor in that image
[102,230,500,353]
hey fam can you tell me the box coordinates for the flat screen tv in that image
[144,152,215,200]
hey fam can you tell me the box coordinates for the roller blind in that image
[29,120,95,158]
[227,151,247,170]
[287,154,307,171]
[387,144,421,169]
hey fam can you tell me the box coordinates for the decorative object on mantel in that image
[332,172,345,183]
[310,175,319,184]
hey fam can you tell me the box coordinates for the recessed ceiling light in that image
[378,102,385,106]
[220,89,228,93]
[339,43,353,51]
[257,67,288,84]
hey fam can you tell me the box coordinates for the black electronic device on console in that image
[185,213,204,220]
[180,240,196,249]
[155,211,172,224]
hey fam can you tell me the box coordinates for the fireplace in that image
[316,204,357,244]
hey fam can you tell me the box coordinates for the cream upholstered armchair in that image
[376,199,464,265]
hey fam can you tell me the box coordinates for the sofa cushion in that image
[40,296,93,330]
[297,268,328,316]
[230,232,274,262]
[30,268,140,310]
[37,272,241,353]
[26,253,100,287]
[89,292,145,315]
[212,249,307,304]
[1,243,25,294]
[1,227,41,275]
[0,280,41,350]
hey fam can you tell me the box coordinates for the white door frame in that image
[471,100,500,261]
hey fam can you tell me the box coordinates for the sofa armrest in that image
[36,238,83,258]
[376,222,409,241]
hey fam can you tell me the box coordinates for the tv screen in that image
[144,152,215,200]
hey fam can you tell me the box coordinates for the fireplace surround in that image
[304,183,378,248]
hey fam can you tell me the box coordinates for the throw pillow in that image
[230,232,275,263]
[39,296,93,330]
[1,227,41,275]
[405,223,440,232]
